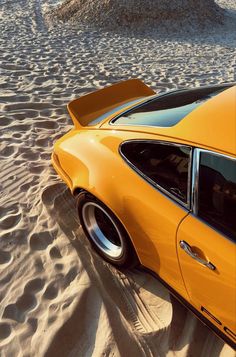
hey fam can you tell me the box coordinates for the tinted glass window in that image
[198,153,236,241]
[112,85,229,127]
[120,141,191,204]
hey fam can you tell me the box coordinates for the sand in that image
[0,0,236,356]
[47,0,224,30]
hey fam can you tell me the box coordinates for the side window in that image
[198,152,236,241]
[120,141,191,204]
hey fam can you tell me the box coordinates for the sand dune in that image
[47,0,233,33]
[0,0,236,356]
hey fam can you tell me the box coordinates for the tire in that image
[76,192,138,268]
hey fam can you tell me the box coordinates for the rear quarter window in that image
[120,140,192,205]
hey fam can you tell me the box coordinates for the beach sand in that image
[0,0,235,356]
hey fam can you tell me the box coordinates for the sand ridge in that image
[0,0,236,356]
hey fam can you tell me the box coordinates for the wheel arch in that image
[73,186,85,197]
[56,129,147,266]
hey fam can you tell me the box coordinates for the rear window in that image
[111,85,229,127]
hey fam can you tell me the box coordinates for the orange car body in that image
[52,79,236,348]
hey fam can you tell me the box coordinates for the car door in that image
[177,149,236,344]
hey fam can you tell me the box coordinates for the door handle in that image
[179,241,216,271]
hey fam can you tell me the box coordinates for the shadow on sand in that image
[42,183,227,357]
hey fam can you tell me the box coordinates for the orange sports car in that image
[52,79,236,348]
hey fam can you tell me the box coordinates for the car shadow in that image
[42,182,229,356]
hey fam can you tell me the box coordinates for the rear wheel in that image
[76,192,138,268]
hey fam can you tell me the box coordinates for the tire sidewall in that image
[76,192,136,267]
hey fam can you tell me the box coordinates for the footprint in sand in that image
[3,304,24,323]
[11,124,30,132]
[12,132,23,139]
[20,180,35,192]
[34,257,44,272]
[40,152,51,160]
[1,277,42,325]
[25,110,38,118]
[21,151,40,161]
[0,250,12,265]
[29,164,46,174]
[16,293,38,312]
[43,282,59,300]
[3,293,38,323]
[0,146,15,157]
[24,278,45,293]
[0,117,11,126]
[54,263,64,271]
[36,138,48,147]
[0,271,15,286]
[0,323,12,340]
[29,231,54,251]
[62,299,74,311]
[0,212,21,230]
[49,246,62,260]
[0,205,20,218]
[27,318,38,333]
[47,315,58,325]
[41,183,65,207]
[34,120,59,130]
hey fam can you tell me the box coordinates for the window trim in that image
[192,148,236,242]
[119,139,193,210]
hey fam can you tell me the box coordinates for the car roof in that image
[101,84,236,156]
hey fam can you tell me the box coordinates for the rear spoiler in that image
[67,79,155,129]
